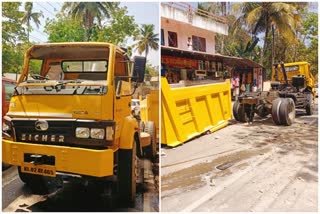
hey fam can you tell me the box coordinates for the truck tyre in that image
[305,94,314,115]
[18,166,48,194]
[271,98,282,125]
[256,105,269,118]
[118,141,138,207]
[232,101,240,121]
[237,103,247,122]
[144,121,157,159]
[279,98,295,126]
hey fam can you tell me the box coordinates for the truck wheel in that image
[144,121,157,159]
[237,103,247,122]
[271,98,282,125]
[232,101,240,121]
[279,98,295,126]
[118,141,138,207]
[256,105,269,118]
[18,166,48,194]
[305,94,314,115]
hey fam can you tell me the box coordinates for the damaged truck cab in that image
[2,42,146,204]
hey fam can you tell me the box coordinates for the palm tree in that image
[62,2,119,41]
[235,2,303,65]
[21,2,43,43]
[133,24,159,59]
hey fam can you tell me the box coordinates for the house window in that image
[192,36,206,52]
[161,29,164,46]
[168,31,178,47]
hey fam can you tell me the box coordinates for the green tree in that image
[2,2,26,44]
[95,7,138,46]
[133,24,159,59]
[21,2,43,43]
[235,2,303,68]
[44,14,86,42]
[2,2,26,74]
[62,2,119,41]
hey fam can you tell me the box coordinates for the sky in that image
[28,2,160,67]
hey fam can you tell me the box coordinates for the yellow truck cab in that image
[271,61,315,97]
[2,42,146,205]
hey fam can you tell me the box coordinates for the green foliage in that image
[28,59,43,75]
[201,2,317,79]
[2,2,26,44]
[44,14,86,42]
[45,5,137,47]
[94,7,138,46]
[132,24,159,58]
[2,2,27,74]
[21,2,43,42]
[62,2,119,41]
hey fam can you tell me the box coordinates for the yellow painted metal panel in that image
[161,77,232,147]
[2,140,114,177]
[8,94,113,120]
[140,90,159,142]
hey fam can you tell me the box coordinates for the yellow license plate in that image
[21,163,56,177]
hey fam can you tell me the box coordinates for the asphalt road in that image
[161,99,318,212]
[2,157,159,212]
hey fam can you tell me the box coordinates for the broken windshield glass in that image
[15,80,107,95]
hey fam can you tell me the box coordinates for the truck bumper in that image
[2,139,114,177]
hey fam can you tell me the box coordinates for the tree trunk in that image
[260,23,269,66]
[27,19,30,43]
[145,45,148,59]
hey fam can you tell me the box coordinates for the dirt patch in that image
[162,147,271,193]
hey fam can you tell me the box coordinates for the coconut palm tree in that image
[62,2,119,41]
[133,24,159,59]
[235,2,303,65]
[21,2,43,43]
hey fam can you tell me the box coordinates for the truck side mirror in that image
[132,56,146,83]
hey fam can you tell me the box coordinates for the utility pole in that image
[272,25,275,65]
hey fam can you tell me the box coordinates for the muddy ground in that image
[161,102,318,212]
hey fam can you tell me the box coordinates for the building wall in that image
[161,17,216,54]
[161,3,228,35]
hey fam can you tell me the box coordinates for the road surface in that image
[2,157,159,212]
[161,101,318,212]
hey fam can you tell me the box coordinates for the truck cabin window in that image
[62,60,108,81]
[62,60,108,72]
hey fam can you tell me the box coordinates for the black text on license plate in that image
[21,164,56,177]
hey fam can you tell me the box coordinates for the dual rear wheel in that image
[233,98,296,126]
[271,98,296,126]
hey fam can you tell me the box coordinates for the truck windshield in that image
[284,65,299,72]
[16,60,109,96]
[15,80,108,96]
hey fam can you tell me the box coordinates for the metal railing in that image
[162,2,228,24]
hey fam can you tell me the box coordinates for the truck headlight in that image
[76,127,90,138]
[2,116,12,132]
[2,122,10,132]
[106,126,114,141]
[90,128,105,139]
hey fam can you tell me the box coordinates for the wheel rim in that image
[288,103,295,121]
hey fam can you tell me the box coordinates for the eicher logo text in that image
[21,134,65,142]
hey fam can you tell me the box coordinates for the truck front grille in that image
[12,119,114,149]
